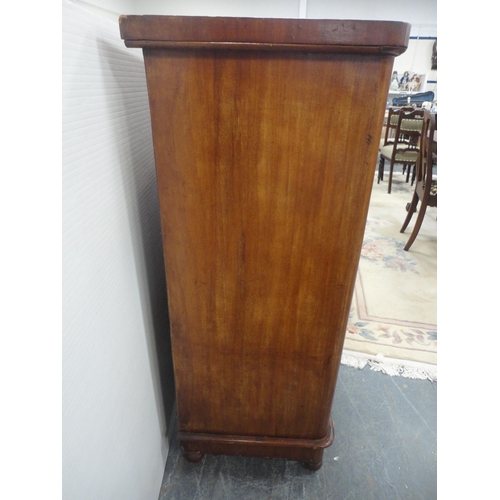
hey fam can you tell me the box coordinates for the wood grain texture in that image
[120,16,409,467]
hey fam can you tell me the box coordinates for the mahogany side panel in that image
[144,49,391,436]
[119,16,409,468]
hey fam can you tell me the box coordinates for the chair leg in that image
[400,193,419,233]
[378,156,384,184]
[405,164,411,183]
[404,199,429,251]
[388,161,395,193]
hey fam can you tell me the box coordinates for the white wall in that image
[306,0,436,35]
[394,39,437,94]
[62,1,175,498]
[69,0,136,20]
[137,0,301,17]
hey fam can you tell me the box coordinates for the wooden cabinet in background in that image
[119,16,410,471]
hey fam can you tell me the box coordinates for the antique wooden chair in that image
[380,106,416,183]
[379,106,413,149]
[400,110,437,251]
[378,108,424,193]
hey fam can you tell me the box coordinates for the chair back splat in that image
[380,106,413,149]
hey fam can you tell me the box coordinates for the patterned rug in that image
[342,170,437,380]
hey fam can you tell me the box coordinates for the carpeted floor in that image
[342,168,437,380]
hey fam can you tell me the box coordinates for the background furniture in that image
[378,108,424,193]
[119,15,410,471]
[380,106,414,149]
[392,90,435,106]
[400,110,437,250]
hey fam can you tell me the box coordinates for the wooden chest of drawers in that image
[119,16,409,470]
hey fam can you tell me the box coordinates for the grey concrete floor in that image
[158,364,437,499]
